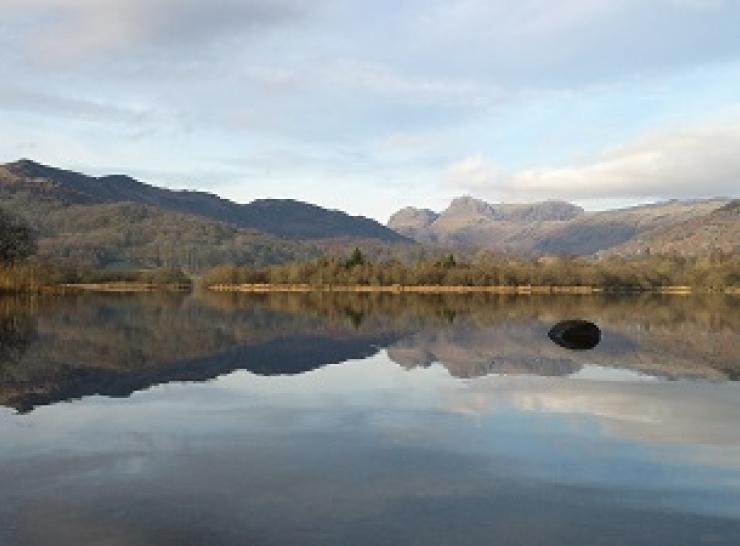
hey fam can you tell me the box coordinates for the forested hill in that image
[0,159,405,242]
[0,159,411,271]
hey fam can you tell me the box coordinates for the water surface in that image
[1,292,739,545]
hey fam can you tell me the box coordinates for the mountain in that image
[386,207,440,239]
[388,196,734,256]
[604,199,740,257]
[0,159,410,270]
[1,159,405,241]
[440,196,584,222]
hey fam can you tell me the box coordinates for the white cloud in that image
[0,86,148,123]
[456,377,740,450]
[444,122,740,201]
[444,156,500,190]
[4,0,309,61]
[2,0,740,217]
[413,0,740,87]
[242,61,497,107]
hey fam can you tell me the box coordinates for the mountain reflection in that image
[0,292,738,412]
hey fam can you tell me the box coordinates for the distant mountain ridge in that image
[1,159,405,242]
[390,197,583,231]
[0,159,410,270]
[389,195,735,256]
[604,199,740,257]
[2,159,735,265]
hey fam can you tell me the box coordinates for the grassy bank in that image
[0,264,193,294]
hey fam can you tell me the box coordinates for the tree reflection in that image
[0,300,37,365]
[0,291,737,413]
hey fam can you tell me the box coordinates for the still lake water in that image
[1,292,739,545]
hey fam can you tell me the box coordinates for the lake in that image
[1,292,739,545]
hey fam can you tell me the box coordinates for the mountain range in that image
[0,159,409,270]
[388,195,739,257]
[1,159,737,270]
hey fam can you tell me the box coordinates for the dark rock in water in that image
[548,320,601,350]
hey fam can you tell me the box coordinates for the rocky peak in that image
[388,207,440,230]
[443,196,495,217]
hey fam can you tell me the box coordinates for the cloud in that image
[444,156,502,192]
[449,377,740,457]
[2,0,740,217]
[7,0,739,81]
[0,87,148,124]
[444,122,740,201]
[4,0,309,61]
[241,61,498,108]
[413,0,740,85]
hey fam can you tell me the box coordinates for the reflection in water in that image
[1,292,740,545]
[0,297,37,364]
[0,292,738,412]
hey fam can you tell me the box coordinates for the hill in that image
[388,196,733,256]
[0,159,411,270]
[0,159,405,241]
[604,199,740,257]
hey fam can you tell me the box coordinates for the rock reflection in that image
[0,291,738,412]
[548,320,601,350]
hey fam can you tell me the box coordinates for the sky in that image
[2,0,740,221]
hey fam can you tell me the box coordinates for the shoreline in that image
[2,283,737,295]
[207,283,736,295]
[61,283,192,293]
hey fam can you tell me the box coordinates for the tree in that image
[345,247,366,268]
[0,208,36,265]
[437,254,457,268]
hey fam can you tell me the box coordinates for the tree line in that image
[0,207,191,292]
[201,248,740,291]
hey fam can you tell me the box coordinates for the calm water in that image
[1,292,739,545]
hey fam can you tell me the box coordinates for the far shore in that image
[2,282,737,296]
[207,283,740,295]
[60,282,192,293]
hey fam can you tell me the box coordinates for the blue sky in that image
[2,0,740,220]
